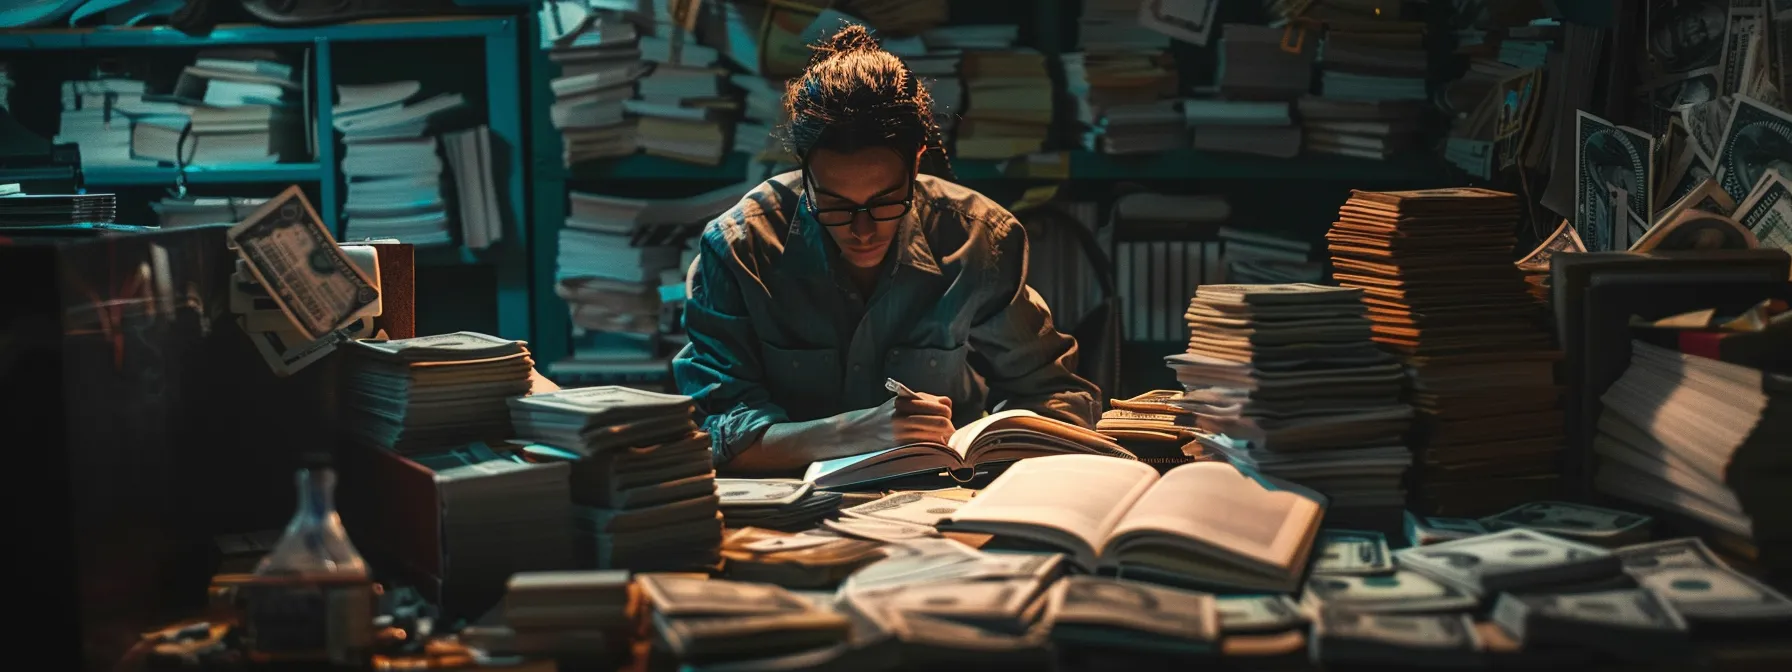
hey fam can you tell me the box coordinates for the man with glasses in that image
[672,25,1100,475]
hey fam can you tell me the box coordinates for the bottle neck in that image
[294,467,336,519]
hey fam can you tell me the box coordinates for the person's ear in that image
[913,146,926,176]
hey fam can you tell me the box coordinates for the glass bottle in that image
[244,453,376,665]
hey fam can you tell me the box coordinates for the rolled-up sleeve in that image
[672,228,789,467]
[967,220,1100,428]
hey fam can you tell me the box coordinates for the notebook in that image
[802,409,1136,490]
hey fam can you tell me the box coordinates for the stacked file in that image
[1184,99,1300,159]
[939,24,1052,160]
[0,192,116,227]
[402,443,575,618]
[539,0,644,165]
[1595,340,1791,570]
[1063,0,1179,154]
[340,332,534,454]
[621,0,734,165]
[127,52,304,168]
[510,387,722,571]
[54,77,164,168]
[730,73,791,164]
[1326,188,1563,516]
[1166,283,1413,514]
[717,479,845,532]
[335,81,465,245]
[1309,17,1429,159]
[639,574,852,666]
[496,570,636,659]
[1217,24,1315,102]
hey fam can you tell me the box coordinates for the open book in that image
[939,455,1323,593]
[802,410,1136,490]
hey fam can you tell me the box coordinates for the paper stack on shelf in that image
[0,191,117,227]
[540,0,646,166]
[443,125,505,250]
[1216,24,1315,101]
[730,73,792,165]
[511,387,723,571]
[906,48,963,152]
[132,51,305,168]
[1184,98,1300,159]
[150,195,268,228]
[1308,12,1430,160]
[1326,188,1563,516]
[334,81,466,246]
[55,77,168,168]
[554,181,749,380]
[1065,0,1179,154]
[1166,284,1414,520]
[620,0,736,166]
[931,24,1052,159]
[340,332,535,454]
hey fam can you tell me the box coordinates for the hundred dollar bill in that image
[226,186,379,341]
[715,479,812,508]
[1215,595,1305,633]
[1641,2,1726,110]
[1490,589,1689,657]
[1394,528,1621,595]
[1311,611,1482,667]
[1480,500,1654,547]
[1049,576,1220,643]
[841,491,967,527]
[1514,220,1587,274]
[1302,569,1479,613]
[1683,96,1732,170]
[1732,169,1792,249]
[1716,93,1792,200]
[1616,537,1792,621]
[1310,529,1394,575]
[1722,1,1767,96]
[1576,111,1655,251]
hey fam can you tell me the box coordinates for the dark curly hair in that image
[781,22,954,178]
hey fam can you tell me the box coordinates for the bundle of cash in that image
[1403,511,1489,547]
[1310,529,1395,576]
[340,333,534,453]
[718,479,846,531]
[639,574,851,665]
[1480,500,1654,547]
[492,570,636,658]
[1490,589,1689,660]
[231,245,382,377]
[1046,576,1220,656]
[1096,390,1204,446]
[1395,529,1623,596]
[1301,570,1479,614]
[1310,610,1483,667]
[1216,595,1307,634]
[1326,188,1564,516]
[1166,283,1415,518]
[837,545,1062,669]
[509,385,698,454]
[720,527,886,589]
[1615,537,1792,628]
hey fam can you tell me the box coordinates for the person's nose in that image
[848,214,876,243]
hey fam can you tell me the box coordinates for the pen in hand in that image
[885,377,920,400]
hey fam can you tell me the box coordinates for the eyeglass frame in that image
[799,160,917,228]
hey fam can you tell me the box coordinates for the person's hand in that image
[837,393,955,452]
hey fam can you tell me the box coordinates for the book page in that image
[944,455,1159,562]
[947,409,1039,457]
[803,447,897,483]
[1105,462,1319,573]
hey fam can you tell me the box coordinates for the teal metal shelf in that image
[82,163,324,186]
[561,150,1447,183]
[0,17,512,49]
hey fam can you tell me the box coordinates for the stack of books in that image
[510,387,723,571]
[340,332,534,454]
[1167,284,1414,521]
[1325,188,1563,516]
[1064,0,1179,154]
[133,51,304,169]
[1184,99,1300,159]
[622,0,735,166]
[334,81,466,245]
[540,0,645,165]
[492,570,636,660]
[729,73,790,164]
[54,77,161,169]
[934,24,1052,159]
[1308,9,1430,160]
[716,479,846,532]
[1203,24,1315,157]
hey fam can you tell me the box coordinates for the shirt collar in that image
[779,174,943,279]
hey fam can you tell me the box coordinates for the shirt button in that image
[927,358,938,367]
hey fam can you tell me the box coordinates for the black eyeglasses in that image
[802,168,914,227]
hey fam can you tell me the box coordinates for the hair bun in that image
[814,22,881,58]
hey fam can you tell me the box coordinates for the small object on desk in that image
[1395,529,1622,596]
[885,377,920,399]
[1479,500,1654,547]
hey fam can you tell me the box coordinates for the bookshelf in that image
[0,15,533,343]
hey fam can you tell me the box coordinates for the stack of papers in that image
[405,443,574,616]
[491,569,635,658]
[511,387,720,571]
[717,479,845,531]
[341,332,534,453]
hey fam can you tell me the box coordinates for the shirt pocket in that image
[886,344,971,401]
[760,343,842,421]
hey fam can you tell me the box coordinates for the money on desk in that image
[1310,529,1394,575]
[1394,529,1622,596]
[1490,589,1689,660]
[1615,537,1792,624]
[1480,500,1654,547]
[1312,611,1483,668]
[1403,511,1488,546]
[1302,570,1479,614]
[227,186,380,340]
[1047,576,1220,653]
[1214,595,1306,634]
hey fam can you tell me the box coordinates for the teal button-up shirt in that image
[672,171,1099,469]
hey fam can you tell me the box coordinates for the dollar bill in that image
[349,331,525,361]
[716,479,812,508]
[1138,0,1220,46]
[1215,595,1305,633]
[1732,169,1792,248]
[226,186,379,341]
[1616,537,1792,621]
[1303,570,1479,613]
[868,577,1048,631]
[1312,611,1482,666]
[637,574,812,617]
[1480,501,1654,546]
[1716,93,1792,199]
[1722,1,1767,96]
[1490,589,1688,652]
[1684,96,1733,168]
[824,515,939,544]
[1395,528,1621,595]
[840,491,967,527]
[509,385,693,418]
[1777,6,1792,100]
[1311,529,1394,575]
[243,319,343,377]
[1642,2,1728,109]
[840,538,984,591]
[1514,220,1587,273]
[1049,576,1220,642]
[1576,111,1655,251]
